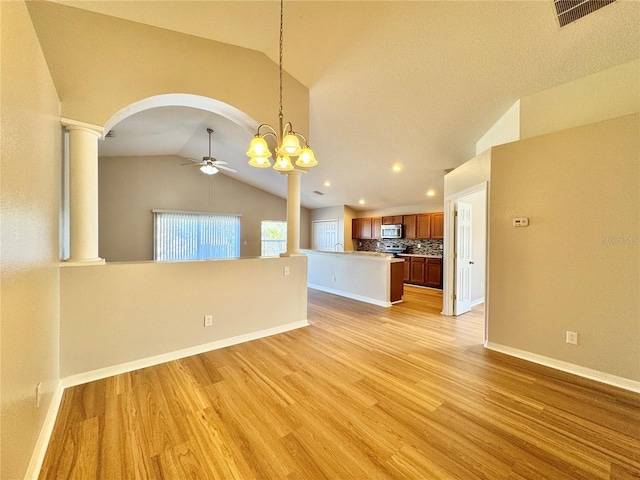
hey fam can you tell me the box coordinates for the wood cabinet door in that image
[382,216,403,225]
[410,257,425,284]
[399,256,410,282]
[417,214,431,239]
[425,259,442,288]
[403,215,417,239]
[360,217,372,239]
[430,212,444,239]
[351,218,361,239]
[372,217,382,239]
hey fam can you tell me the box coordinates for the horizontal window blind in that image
[154,211,240,261]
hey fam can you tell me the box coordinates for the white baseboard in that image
[308,283,390,307]
[485,342,640,393]
[470,297,484,307]
[61,320,309,388]
[24,381,65,480]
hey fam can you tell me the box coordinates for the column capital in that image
[61,118,104,137]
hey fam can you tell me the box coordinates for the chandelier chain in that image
[279,0,284,119]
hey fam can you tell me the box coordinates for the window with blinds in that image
[153,210,240,261]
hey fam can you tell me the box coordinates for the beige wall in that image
[520,59,639,141]
[0,2,62,477]
[60,256,308,377]
[489,114,639,381]
[26,1,309,135]
[99,155,310,260]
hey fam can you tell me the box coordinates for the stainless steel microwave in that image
[381,224,403,239]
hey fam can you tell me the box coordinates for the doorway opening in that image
[443,182,488,343]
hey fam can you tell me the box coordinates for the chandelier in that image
[246,0,317,172]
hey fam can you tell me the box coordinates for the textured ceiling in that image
[53,0,640,211]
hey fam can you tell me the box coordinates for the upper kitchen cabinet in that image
[382,216,403,225]
[417,214,431,239]
[430,212,444,239]
[352,217,380,239]
[351,218,360,239]
[372,217,382,239]
[403,215,417,239]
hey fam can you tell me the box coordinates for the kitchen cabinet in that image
[390,261,404,303]
[403,215,417,239]
[382,215,403,225]
[425,258,442,287]
[372,217,382,239]
[399,256,410,282]
[409,256,425,284]
[351,218,361,239]
[360,217,372,239]
[402,256,443,289]
[352,217,373,239]
[417,214,431,239]
[430,212,444,239]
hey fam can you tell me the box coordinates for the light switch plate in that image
[513,217,529,227]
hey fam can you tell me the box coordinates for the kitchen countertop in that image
[396,254,443,258]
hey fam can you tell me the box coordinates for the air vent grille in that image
[554,0,617,27]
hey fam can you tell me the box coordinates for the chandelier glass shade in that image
[246,0,317,171]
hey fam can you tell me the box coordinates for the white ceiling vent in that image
[554,0,618,28]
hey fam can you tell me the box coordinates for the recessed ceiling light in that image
[358,199,365,205]
[392,164,402,172]
[323,180,331,187]
[427,190,435,197]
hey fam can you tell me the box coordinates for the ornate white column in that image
[283,170,303,256]
[62,118,104,264]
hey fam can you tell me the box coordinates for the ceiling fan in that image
[182,128,238,175]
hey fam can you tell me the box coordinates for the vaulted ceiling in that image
[50,0,640,210]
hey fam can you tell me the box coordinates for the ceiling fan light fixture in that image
[247,0,317,171]
[200,164,218,175]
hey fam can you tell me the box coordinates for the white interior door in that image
[455,201,473,315]
[312,220,338,251]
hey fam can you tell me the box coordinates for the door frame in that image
[442,181,489,344]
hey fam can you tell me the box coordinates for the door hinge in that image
[453,210,458,217]
[452,294,457,300]
[452,252,457,259]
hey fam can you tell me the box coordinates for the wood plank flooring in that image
[40,286,640,479]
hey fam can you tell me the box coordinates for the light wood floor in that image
[40,286,640,479]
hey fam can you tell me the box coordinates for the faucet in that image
[334,242,344,252]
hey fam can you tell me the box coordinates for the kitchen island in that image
[303,250,405,307]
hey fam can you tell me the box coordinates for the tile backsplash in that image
[356,238,443,256]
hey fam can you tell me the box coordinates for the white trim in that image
[24,382,65,480]
[61,320,309,388]
[486,342,640,393]
[308,283,390,308]
[103,94,258,139]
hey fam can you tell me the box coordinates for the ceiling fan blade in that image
[216,165,237,173]
[181,162,205,166]
[211,159,228,166]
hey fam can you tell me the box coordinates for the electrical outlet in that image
[283,266,290,276]
[566,331,578,345]
[204,315,213,327]
[36,382,42,408]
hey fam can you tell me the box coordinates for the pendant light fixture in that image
[246,0,317,172]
